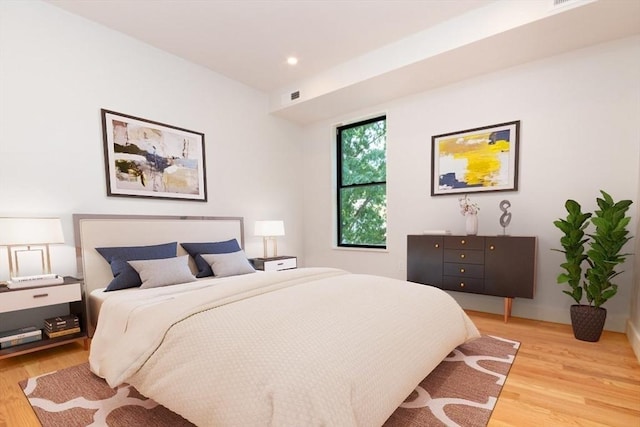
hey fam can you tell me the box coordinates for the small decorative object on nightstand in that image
[251,256,297,272]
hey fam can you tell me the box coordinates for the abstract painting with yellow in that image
[431,121,519,196]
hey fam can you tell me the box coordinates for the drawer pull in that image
[434,243,439,248]
[33,293,49,298]
[460,254,465,259]
[490,245,495,250]
[461,239,466,245]
[277,262,284,266]
[460,268,465,273]
[460,283,465,288]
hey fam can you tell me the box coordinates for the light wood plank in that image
[470,311,640,427]
[0,342,88,427]
[0,312,638,427]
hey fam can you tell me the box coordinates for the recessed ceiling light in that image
[287,56,298,66]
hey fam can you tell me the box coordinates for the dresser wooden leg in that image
[504,297,513,323]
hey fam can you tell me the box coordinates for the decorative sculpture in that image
[499,200,512,235]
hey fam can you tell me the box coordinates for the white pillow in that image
[128,255,196,289]
[201,251,255,278]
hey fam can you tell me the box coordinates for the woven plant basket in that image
[570,305,607,342]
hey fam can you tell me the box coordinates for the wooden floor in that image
[0,340,88,427]
[0,311,638,427]
[470,311,640,427]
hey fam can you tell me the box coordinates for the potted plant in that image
[553,190,633,342]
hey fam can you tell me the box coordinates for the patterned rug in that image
[20,335,519,427]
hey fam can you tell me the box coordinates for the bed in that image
[74,214,480,426]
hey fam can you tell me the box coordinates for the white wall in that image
[2,1,638,336]
[0,1,303,278]
[302,36,640,333]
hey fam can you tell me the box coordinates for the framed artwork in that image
[101,109,207,202]
[431,120,520,196]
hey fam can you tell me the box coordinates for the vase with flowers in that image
[459,195,480,235]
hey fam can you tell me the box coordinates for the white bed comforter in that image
[90,267,479,426]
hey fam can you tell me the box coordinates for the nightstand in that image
[0,276,88,359]
[251,256,297,272]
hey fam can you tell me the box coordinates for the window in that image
[336,115,387,248]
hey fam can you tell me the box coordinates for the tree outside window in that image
[337,116,387,248]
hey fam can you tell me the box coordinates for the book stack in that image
[0,326,42,349]
[8,274,64,289]
[44,314,80,339]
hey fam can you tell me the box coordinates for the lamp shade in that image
[254,220,285,237]
[0,217,64,245]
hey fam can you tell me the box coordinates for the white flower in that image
[459,195,479,216]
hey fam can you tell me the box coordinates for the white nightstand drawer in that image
[0,283,82,314]
[263,257,297,271]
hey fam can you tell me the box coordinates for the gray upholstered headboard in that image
[73,214,244,296]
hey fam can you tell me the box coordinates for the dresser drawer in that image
[442,276,484,293]
[444,236,484,250]
[443,263,484,278]
[255,257,297,272]
[444,249,484,264]
[0,283,82,314]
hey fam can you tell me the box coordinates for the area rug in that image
[20,335,519,427]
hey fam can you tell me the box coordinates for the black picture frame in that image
[431,120,520,196]
[101,109,207,202]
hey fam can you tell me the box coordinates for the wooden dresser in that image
[407,234,536,321]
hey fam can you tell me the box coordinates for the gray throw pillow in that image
[201,251,255,278]
[128,255,196,289]
[97,242,177,291]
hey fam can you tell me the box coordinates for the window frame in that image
[336,115,387,249]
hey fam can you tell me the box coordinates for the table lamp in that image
[0,217,64,278]
[254,220,285,258]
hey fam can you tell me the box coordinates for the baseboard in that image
[625,319,640,363]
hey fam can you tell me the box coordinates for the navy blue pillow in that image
[180,239,242,278]
[97,242,177,291]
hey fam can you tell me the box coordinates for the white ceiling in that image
[47,0,492,92]
[47,0,640,123]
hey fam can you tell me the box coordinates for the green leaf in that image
[553,191,634,308]
[565,199,581,215]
